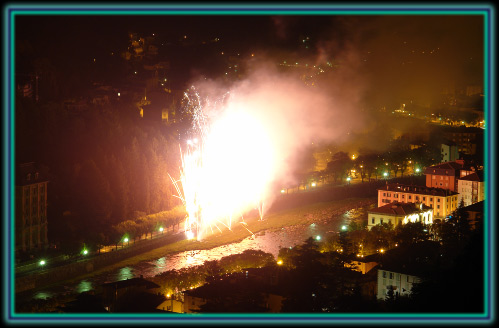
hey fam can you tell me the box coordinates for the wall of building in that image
[376,269,420,300]
[377,190,458,218]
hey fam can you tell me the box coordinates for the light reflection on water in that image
[76,280,92,293]
[24,204,371,300]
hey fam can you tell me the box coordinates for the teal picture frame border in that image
[3,3,495,325]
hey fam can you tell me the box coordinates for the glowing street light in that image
[341,225,348,231]
[383,172,389,177]
[39,260,46,266]
[311,182,317,187]
[277,260,283,265]
[315,235,321,241]
[159,227,164,234]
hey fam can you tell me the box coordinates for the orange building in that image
[424,160,475,192]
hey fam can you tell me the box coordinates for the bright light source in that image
[346,177,351,181]
[383,172,388,177]
[380,249,384,253]
[186,231,195,240]
[124,237,129,243]
[280,189,285,194]
[315,235,321,241]
[341,225,347,231]
[159,227,164,232]
[311,182,316,187]
[39,260,45,266]
[83,250,88,255]
[277,260,283,265]
[117,92,120,97]
[415,168,420,173]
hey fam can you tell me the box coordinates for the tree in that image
[326,152,352,183]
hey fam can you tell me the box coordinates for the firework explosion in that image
[170,88,275,240]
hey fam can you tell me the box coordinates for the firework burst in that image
[171,87,275,240]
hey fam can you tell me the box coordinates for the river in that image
[20,203,373,303]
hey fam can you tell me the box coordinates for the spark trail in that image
[171,87,274,240]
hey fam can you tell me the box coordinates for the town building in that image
[376,267,421,300]
[101,276,160,312]
[424,159,475,192]
[367,202,433,230]
[378,183,459,218]
[441,126,484,155]
[457,171,485,207]
[461,201,484,230]
[15,162,48,252]
[441,142,459,163]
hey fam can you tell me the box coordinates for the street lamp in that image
[159,227,164,234]
[383,172,389,178]
[39,260,46,266]
[346,177,351,184]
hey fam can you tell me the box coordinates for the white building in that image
[376,267,421,300]
[368,202,433,230]
[457,172,485,207]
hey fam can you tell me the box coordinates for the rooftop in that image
[102,277,159,290]
[379,183,458,197]
[369,202,432,216]
[459,171,484,182]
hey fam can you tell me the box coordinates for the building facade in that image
[441,142,459,163]
[457,172,485,207]
[368,202,433,230]
[378,184,459,219]
[376,268,421,300]
[15,163,48,252]
[424,160,475,192]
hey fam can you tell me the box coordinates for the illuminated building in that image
[457,171,485,206]
[378,184,458,219]
[424,159,475,192]
[367,202,433,230]
[15,162,48,252]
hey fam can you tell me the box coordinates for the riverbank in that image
[59,196,375,285]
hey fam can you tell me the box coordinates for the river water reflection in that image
[25,203,372,302]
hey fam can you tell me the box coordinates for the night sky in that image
[16,14,484,105]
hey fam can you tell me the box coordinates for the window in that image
[415,196,419,201]
[402,195,405,199]
[440,176,443,180]
[394,194,398,198]
[430,198,433,202]
[408,195,412,200]
[437,198,440,202]
[380,219,384,224]
[383,271,387,278]
[423,197,426,201]
[383,193,386,196]
[389,272,394,279]
[437,205,440,209]
[372,218,375,224]
[388,219,391,224]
